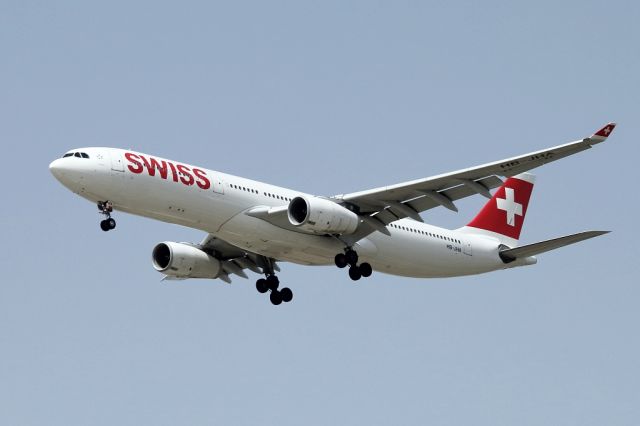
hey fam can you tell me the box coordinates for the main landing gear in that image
[255,274,293,306]
[98,201,116,232]
[334,248,372,281]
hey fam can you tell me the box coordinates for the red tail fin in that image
[466,173,535,242]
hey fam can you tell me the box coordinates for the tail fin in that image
[463,173,536,246]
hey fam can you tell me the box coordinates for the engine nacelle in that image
[287,196,359,235]
[152,242,221,278]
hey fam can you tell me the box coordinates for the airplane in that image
[49,123,616,305]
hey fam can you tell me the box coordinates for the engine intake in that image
[287,196,359,235]
[152,242,221,278]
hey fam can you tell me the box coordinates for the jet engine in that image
[152,242,221,278]
[287,196,360,235]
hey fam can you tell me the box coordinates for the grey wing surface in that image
[198,234,279,283]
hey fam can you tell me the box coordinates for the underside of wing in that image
[197,234,279,283]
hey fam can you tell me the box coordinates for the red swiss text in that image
[124,152,211,190]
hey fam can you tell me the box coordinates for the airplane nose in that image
[49,158,65,179]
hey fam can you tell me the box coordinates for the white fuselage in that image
[50,147,532,279]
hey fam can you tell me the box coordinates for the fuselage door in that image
[463,240,473,256]
[110,150,125,172]
[212,177,224,194]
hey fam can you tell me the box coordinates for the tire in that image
[348,265,362,281]
[359,262,372,277]
[100,220,110,232]
[334,253,348,268]
[266,275,279,290]
[280,287,293,303]
[107,218,116,230]
[256,279,269,293]
[345,249,358,266]
[270,290,283,305]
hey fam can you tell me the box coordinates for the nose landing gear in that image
[334,248,372,281]
[98,201,116,231]
[256,274,293,306]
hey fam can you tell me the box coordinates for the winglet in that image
[588,122,616,144]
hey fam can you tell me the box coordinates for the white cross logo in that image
[496,187,523,226]
[604,126,611,135]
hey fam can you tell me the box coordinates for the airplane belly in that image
[217,213,345,265]
[366,231,503,278]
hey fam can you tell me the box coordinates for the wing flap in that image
[499,231,610,262]
[356,175,503,224]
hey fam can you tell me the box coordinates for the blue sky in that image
[1,1,639,425]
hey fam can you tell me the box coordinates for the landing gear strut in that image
[335,248,372,281]
[98,201,116,231]
[255,274,293,306]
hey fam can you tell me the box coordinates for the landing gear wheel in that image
[345,249,358,266]
[259,270,291,305]
[334,253,348,268]
[359,262,372,277]
[98,201,116,232]
[348,265,362,281]
[270,290,283,305]
[266,275,279,291]
[256,278,269,294]
[280,287,293,303]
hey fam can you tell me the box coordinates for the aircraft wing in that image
[196,234,279,283]
[335,123,616,230]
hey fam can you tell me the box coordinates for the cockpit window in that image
[62,151,90,159]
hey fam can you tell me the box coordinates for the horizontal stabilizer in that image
[499,230,609,263]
